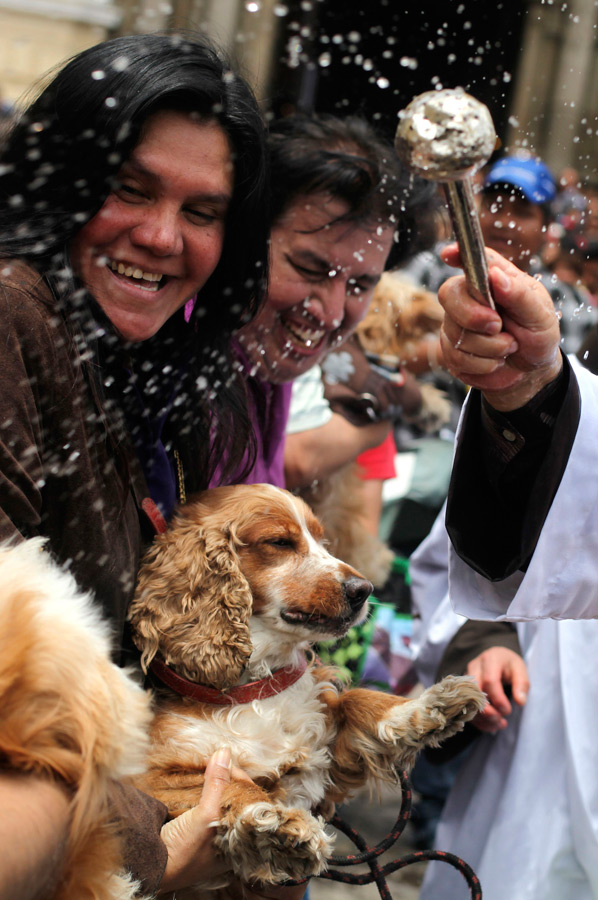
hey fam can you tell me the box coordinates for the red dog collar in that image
[149,655,308,705]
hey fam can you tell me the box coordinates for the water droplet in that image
[112,56,129,72]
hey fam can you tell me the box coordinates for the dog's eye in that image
[266,538,294,549]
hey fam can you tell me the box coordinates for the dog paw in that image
[377,675,486,770]
[217,802,332,884]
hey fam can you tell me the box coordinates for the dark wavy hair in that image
[0,32,271,488]
[267,113,440,269]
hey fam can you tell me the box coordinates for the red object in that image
[356,432,397,481]
[149,655,308,705]
[141,497,168,535]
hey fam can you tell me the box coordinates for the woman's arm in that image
[0,772,71,900]
[284,413,390,490]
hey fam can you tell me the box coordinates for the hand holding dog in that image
[158,745,307,898]
[438,244,562,411]
[159,747,253,894]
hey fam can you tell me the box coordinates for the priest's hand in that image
[438,244,563,412]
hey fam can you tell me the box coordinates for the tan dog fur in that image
[356,273,444,365]
[0,539,152,900]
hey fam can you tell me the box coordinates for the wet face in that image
[237,194,394,382]
[479,187,546,273]
[69,110,233,342]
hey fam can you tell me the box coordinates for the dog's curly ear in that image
[128,511,253,690]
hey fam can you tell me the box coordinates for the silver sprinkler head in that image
[395,88,496,182]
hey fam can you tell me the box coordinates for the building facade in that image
[0,0,597,182]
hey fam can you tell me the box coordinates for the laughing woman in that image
[226,113,436,488]
[0,31,288,900]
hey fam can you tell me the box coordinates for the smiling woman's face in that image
[238,193,394,382]
[69,109,233,342]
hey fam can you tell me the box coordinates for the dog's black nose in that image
[343,577,373,610]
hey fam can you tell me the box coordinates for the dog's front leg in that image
[319,675,485,804]
[135,769,331,886]
[215,779,332,885]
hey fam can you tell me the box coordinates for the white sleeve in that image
[449,363,598,621]
[409,505,466,686]
[285,366,333,435]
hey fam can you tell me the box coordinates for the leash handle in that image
[285,769,482,900]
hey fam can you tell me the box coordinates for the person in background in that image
[404,154,596,356]
[583,185,598,240]
[220,112,438,489]
[580,238,598,305]
[0,31,306,900]
[283,358,394,492]
[551,164,587,233]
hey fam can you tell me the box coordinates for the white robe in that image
[449,360,598,622]
[410,518,598,900]
[418,616,598,900]
[409,506,465,688]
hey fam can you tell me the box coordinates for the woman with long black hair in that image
[0,31,294,899]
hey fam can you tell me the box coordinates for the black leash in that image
[287,769,482,900]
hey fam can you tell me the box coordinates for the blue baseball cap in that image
[484,156,557,205]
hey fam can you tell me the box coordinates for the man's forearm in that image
[0,772,70,900]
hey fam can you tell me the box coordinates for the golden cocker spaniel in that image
[0,538,153,900]
[128,483,484,896]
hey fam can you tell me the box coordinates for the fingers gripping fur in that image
[217,783,332,883]
[129,509,253,690]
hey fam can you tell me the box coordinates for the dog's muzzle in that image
[343,576,373,611]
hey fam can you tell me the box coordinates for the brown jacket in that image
[0,260,168,891]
